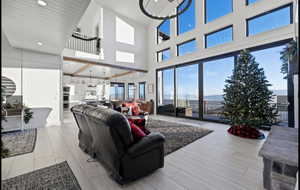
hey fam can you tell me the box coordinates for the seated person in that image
[121,100,148,116]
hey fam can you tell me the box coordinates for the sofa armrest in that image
[127,132,165,157]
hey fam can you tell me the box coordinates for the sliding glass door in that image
[251,45,289,126]
[203,57,234,121]
[156,42,293,127]
[157,68,175,116]
[176,64,199,118]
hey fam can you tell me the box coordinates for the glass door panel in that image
[203,57,234,121]
[157,68,175,115]
[176,64,199,118]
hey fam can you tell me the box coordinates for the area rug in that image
[2,128,37,158]
[1,161,81,190]
[146,119,213,155]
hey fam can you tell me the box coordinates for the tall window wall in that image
[156,43,290,125]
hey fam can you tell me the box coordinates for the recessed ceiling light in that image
[37,0,47,7]
[37,42,43,46]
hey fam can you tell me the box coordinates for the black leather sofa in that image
[71,104,165,184]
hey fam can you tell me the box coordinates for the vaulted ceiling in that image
[2,0,91,55]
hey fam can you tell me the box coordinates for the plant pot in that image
[228,125,265,139]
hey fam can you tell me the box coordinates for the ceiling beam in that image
[108,71,135,79]
[63,73,108,80]
[71,64,92,75]
[63,56,148,73]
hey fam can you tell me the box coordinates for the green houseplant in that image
[280,40,298,79]
[223,50,278,139]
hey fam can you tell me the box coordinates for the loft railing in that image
[66,32,101,55]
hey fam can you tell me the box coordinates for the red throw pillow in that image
[128,119,150,135]
[129,122,146,141]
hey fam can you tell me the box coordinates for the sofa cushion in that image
[129,122,146,141]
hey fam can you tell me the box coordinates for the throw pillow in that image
[129,122,146,141]
[128,119,150,135]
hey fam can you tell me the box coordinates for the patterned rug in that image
[2,129,37,158]
[1,161,81,190]
[146,119,213,155]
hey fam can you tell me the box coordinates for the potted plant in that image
[223,50,278,139]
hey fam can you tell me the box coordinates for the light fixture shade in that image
[139,0,192,20]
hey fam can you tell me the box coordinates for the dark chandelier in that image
[139,0,192,20]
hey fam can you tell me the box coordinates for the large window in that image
[176,64,199,118]
[205,26,233,48]
[246,0,260,5]
[157,48,171,62]
[139,82,146,100]
[116,51,135,63]
[128,83,135,100]
[251,45,288,125]
[116,16,135,45]
[157,68,175,115]
[157,19,170,44]
[247,5,292,36]
[203,57,234,121]
[177,39,197,56]
[177,0,195,35]
[110,83,125,101]
[205,0,232,23]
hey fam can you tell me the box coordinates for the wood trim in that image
[108,71,135,79]
[71,64,92,75]
[63,73,108,80]
[63,56,148,73]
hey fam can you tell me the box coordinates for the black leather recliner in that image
[71,104,165,184]
[71,104,96,156]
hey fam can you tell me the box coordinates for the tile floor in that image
[1,112,268,190]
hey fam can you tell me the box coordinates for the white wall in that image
[2,31,62,126]
[63,0,148,71]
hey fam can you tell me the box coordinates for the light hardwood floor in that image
[2,112,268,190]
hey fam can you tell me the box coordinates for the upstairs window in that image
[177,39,196,56]
[246,0,260,5]
[205,0,232,23]
[247,5,292,36]
[157,48,171,62]
[205,26,233,48]
[116,17,135,45]
[116,51,135,63]
[157,19,170,44]
[177,0,195,35]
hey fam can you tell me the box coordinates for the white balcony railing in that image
[66,32,101,55]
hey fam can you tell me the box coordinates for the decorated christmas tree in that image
[223,50,278,139]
